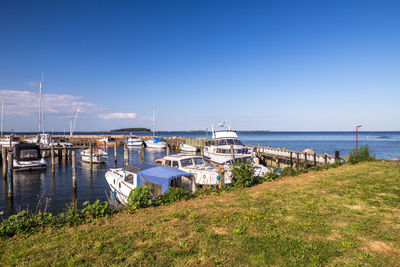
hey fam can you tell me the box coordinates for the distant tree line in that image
[110,128,151,132]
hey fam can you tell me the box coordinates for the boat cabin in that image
[14,143,42,161]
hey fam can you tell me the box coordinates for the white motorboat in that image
[52,137,73,148]
[203,123,254,164]
[105,163,196,205]
[0,134,20,147]
[13,144,47,171]
[80,148,108,164]
[126,136,143,147]
[179,143,199,152]
[155,154,232,185]
[145,137,167,149]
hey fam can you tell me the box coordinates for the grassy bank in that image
[1,161,399,265]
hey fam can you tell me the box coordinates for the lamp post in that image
[356,125,362,160]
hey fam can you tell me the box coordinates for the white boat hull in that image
[81,155,108,164]
[80,149,108,164]
[203,150,252,164]
[145,140,167,149]
[126,140,143,147]
[13,159,47,171]
[180,144,198,152]
[105,169,137,205]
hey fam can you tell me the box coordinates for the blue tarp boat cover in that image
[137,166,193,194]
[152,137,166,143]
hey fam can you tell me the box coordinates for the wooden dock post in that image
[335,151,340,164]
[296,153,300,170]
[257,143,261,158]
[304,153,308,169]
[324,154,328,164]
[7,152,13,198]
[58,148,62,160]
[230,144,234,160]
[89,143,93,169]
[290,152,293,168]
[166,145,170,156]
[313,153,317,166]
[2,146,7,178]
[51,145,55,174]
[72,150,77,192]
[114,142,117,164]
[103,141,106,152]
[141,144,145,162]
[124,143,129,166]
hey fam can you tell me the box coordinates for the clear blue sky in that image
[0,0,399,131]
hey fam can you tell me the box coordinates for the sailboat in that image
[144,106,167,149]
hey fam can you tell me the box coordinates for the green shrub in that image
[0,201,114,237]
[264,171,279,182]
[231,161,257,187]
[127,186,153,209]
[348,145,375,164]
[156,187,192,205]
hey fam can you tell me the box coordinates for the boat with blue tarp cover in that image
[104,162,196,204]
[144,137,167,149]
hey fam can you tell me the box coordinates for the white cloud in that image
[25,81,38,87]
[99,113,137,120]
[0,89,102,116]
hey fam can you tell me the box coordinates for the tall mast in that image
[1,100,4,136]
[152,105,155,137]
[38,80,42,134]
[41,73,45,134]
[70,107,79,137]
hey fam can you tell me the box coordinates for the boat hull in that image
[96,141,123,147]
[126,140,143,147]
[145,141,167,149]
[13,160,47,171]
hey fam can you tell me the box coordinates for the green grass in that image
[1,161,400,266]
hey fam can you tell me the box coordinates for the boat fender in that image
[112,189,117,200]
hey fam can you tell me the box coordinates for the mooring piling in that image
[51,145,55,175]
[114,142,117,164]
[124,143,129,166]
[7,152,13,198]
[166,145,170,156]
[89,143,93,169]
[2,146,7,178]
[141,145,145,162]
[72,150,77,192]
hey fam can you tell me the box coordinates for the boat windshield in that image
[124,174,134,184]
[193,158,204,165]
[20,149,38,159]
[180,158,193,167]
[217,140,226,146]
[233,139,243,145]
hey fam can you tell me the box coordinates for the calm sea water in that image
[1,131,399,218]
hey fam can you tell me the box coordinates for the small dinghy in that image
[80,148,108,164]
[13,143,47,171]
[179,143,199,152]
